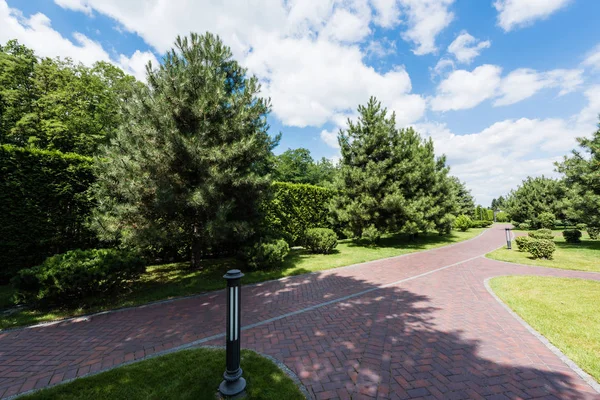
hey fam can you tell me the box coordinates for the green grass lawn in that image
[486,231,600,273]
[490,276,600,383]
[1,228,484,330]
[21,348,304,400]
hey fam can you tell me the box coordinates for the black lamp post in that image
[219,269,246,396]
[505,228,512,250]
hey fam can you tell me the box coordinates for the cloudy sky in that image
[2,0,600,205]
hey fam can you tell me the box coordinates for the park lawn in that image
[20,348,304,400]
[1,228,484,330]
[486,232,600,273]
[490,276,600,383]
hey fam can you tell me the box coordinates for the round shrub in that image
[454,215,472,232]
[537,212,555,230]
[587,227,599,240]
[576,223,587,231]
[495,212,508,222]
[519,222,531,231]
[515,236,534,252]
[563,229,582,243]
[527,239,556,260]
[361,225,381,244]
[527,229,553,240]
[244,238,289,270]
[11,249,146,307]
[305,228,338,254]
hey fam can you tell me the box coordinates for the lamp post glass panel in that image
[505,228,512,250]
[219,269,246,396]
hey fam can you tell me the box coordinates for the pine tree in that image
[330,97,454,239]
[92,33,278,268]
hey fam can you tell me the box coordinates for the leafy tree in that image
[273,148,337,186]
[0,40,138,155]
[491,195,506,210]
[503,176,567,227]
[557,118,600,227]
[449,177,475,216]
[330,97,454,239]
[92,33,278,268]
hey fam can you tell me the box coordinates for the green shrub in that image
[496,212,509,222]
[0,145,96,282]
[587,227,599,240]
[527,239,556,259]
[304,228,338,254]
[576,223,588,231]
[519,222,531,231]
[244,238,290,270]
[265,182,335,245]
[537,212,555,230]
[563,229,582,243]
[361,225,381,244]
[11,249,145,307]
[454,215,472,232]
[515,236,534,252]
[528,229,553,240]
[511,220,520,229]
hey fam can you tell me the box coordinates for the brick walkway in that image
[1,225,599,399]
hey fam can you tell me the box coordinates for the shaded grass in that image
[486,231,600,273]
[490,276,600,383]
[1,228,484,330]
[21,348,304,400]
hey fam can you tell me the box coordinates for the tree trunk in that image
[190,223,203,269]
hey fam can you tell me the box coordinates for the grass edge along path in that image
[19,347,306,400]
[1,228,485,330]
[486,231,600,273]
[490,276,600,385]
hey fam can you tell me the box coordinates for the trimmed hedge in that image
[471,220,493,228]
[305,228,338,254]
[527,239,556,260]
[266,182,335,245]
[563,229,582,243]
[515,236,534,252]
[11,249,145,307]
[528,229,553,240]
[244,238,290,270]
[0,145,96,282]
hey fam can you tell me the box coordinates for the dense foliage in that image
[304,228,338,254]
[528,229,554,240]
[537,212,556,229]
[588,227,599,240]
[266,182,335,245]
[273,148,337,186]
[243,238,290,270]
[330,97,456,239]
[91,33,278,268]
[449,177,475,217]
[454,215,472,232]
[0,144,95,282]
[515,236,534,252]
[527,239,556,260]
[503,177,566,228]
[563,229,582,243]
[11,249,145,307]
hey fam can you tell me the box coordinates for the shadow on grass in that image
[345,231,465,250]
[555,240,600,251]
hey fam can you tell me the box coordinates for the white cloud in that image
[365,38,396,58]
[320,7,371,43]
[320,129,340,149]
[398,0,455,55]
[447,31,490,64]
[418,86,600,205]
[494,0,571,32]
[370,0,401,27]
[431,58,454,79]
[582,44,600,72]
[431,64,583,111]
[430,65,502,111]
[118,50,159,82]
[54,0,93,16]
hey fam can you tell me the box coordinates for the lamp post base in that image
[219,377,246,397]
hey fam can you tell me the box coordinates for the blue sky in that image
[2,0,600,205]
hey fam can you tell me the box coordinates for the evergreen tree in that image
[330,97,454,238]
[449,177,476,216]
[557,118,600,227]
[503,176,567,226]
[92,33,278,268]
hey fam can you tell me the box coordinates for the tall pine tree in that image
[92,33,278,268]
[330,97,455,239]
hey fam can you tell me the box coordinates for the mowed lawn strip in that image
[490,276,600,383]
[20,348,304,400]
[486,231,600,273]
[1,228,485,329]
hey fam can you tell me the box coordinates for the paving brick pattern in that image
[1,225,599,399]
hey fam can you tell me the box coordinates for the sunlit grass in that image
[1,228,484,329]
[486,231,600,272]
[490,276,600,383]
[21,348,304,400]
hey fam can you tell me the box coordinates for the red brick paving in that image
[1,225,599,399]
